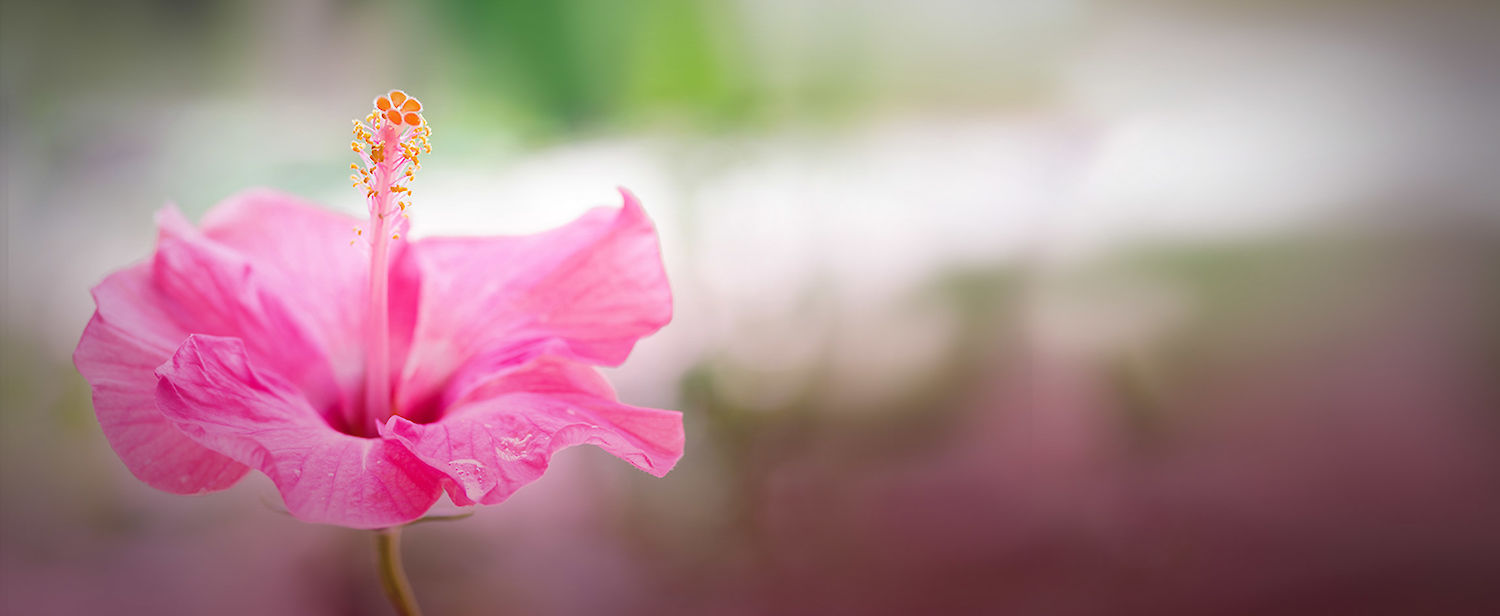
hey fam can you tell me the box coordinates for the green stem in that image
[374,527,423,616]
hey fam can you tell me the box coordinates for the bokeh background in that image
[4,1,1500,614]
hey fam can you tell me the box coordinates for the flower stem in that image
[374,527,423,616]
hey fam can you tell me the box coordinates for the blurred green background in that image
[3,1,1499,614]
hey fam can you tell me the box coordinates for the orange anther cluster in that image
[398,126,432,169]
[350,89,431,232]
[350,120,372,154]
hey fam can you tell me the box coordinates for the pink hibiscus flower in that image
[74,90,684,529]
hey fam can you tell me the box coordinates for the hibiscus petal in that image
[396,188,672,416]
[74,268,249,493]
[151,205,347,416]
[74,199,364,493]
[381,356,684,506]
[154,335,445,528]
[193,190,375,410]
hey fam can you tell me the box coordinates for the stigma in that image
[349,90,432,243]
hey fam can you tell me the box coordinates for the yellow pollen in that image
[351,90,431,206]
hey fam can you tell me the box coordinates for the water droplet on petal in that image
[494,433,537,461]
[448,458,489,501]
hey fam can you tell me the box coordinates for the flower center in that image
[348,90,431,436]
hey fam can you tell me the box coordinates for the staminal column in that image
[348,90,430,435]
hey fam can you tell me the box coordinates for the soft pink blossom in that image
[74,92,682,528]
